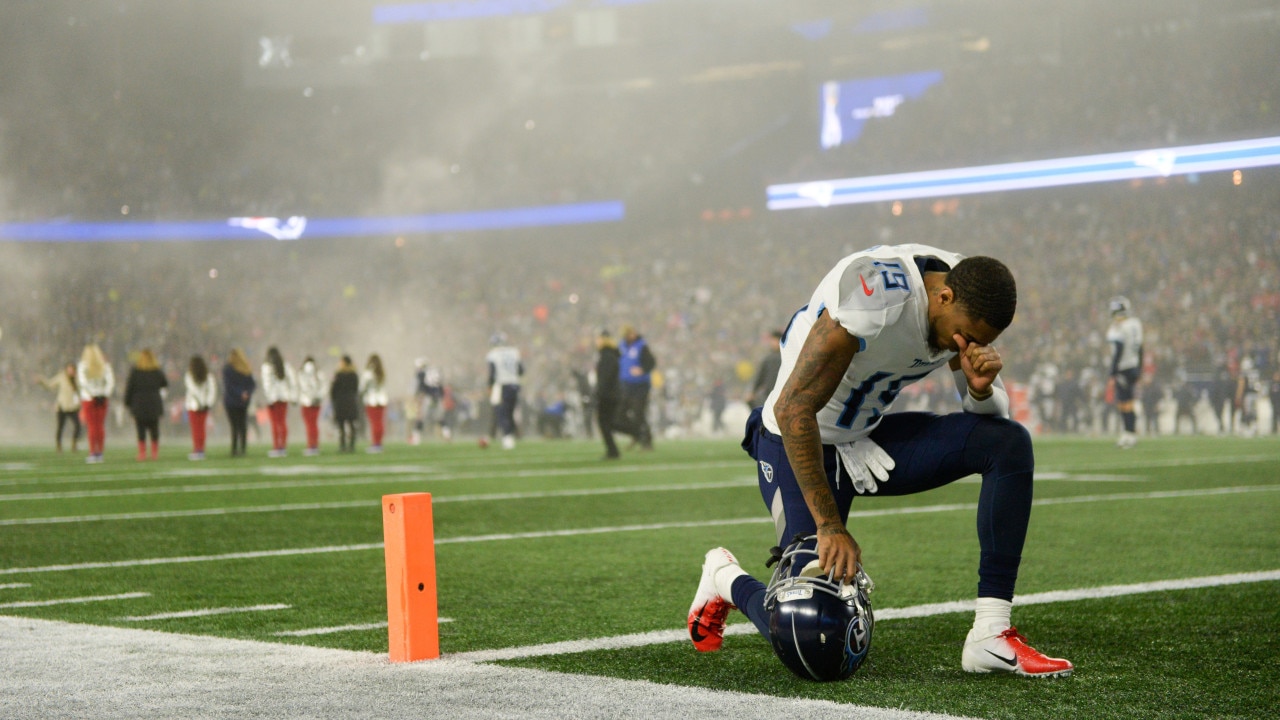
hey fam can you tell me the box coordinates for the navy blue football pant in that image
[496,384,520,437]
[732,407,1034,639]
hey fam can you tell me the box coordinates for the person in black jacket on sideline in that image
[330,355,361,453]
[594,330,622,460]
[124,348,168,461]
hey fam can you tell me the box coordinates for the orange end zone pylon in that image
[382,492,439,662]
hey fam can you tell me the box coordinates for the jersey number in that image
[835,370,934,429]
[873,261,910,292]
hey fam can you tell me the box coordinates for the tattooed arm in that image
[772,310,861,581]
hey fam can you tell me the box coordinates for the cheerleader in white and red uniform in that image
[184,355,217,460]
[360,354,389,453]
[261,346,298,458]
[76,343,115,464]
[297,356,326,456]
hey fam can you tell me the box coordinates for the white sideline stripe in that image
[0,460,742,501]
[451,569,1280,662]
[271,618,454,637]
[0,617,971,720]
[0,479,756,526]
[0,583,32,590]
[4,484,1278,576]
[119,604,291,622]
[0,592,150,609]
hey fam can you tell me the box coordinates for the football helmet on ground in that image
[764,535,874,681]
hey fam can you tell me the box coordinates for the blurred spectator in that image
[123,348,168,461]
[35,362,82,453]
[183,354,216,460]
[261,347,298,458]
[297,356,325,456]
[360,354,389,453]
[746,330,783,410]
[594,330,622,460]
[708,378,727,436]
[222,348,256,457]
[617,324,656,450]
[76,343,115,464]
[330,355,361,453]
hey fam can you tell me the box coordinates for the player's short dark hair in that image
[947,256,1017,330]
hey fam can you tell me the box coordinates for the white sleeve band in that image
[953,369,1010,418]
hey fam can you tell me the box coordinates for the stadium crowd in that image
[3,0,1277,449]
[6,174,1278,452]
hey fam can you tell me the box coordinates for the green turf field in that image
[2,435,1277,719]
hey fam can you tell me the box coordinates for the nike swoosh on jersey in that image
[859,275,874,296]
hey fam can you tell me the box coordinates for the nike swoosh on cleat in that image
[860,275,874,296]
[985,649,1018,667]
[690,615,708,642]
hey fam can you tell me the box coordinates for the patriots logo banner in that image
[820,71,943,149]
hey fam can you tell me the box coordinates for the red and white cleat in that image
[962,627,1073,678]
[687,547,739,652]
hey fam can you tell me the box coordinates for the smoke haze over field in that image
[2,1,1278,444]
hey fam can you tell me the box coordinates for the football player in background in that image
[688,244,1073,680]
[1234,356,1262,437]
[486,333,524,450]
[1106,296,1144,448]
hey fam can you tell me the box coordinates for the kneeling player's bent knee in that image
[965,416,1033,475]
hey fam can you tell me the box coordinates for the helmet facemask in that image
[763,535,874,681]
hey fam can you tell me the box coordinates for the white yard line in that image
[0,460,742,501]
[0,479,755,526]
[450,569,1280,663]
[0,543,387,575]
[2,474,1176,527]
[273,621,388,637]
[119,604,291,622]
[3,450,1274,489]
[0,583,32,590]
[272,618,453,637]
[0,592,150,609]
[1040,453,1280,472]
[3,484,1278,576]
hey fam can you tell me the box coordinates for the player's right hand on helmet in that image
[816,526,861,583]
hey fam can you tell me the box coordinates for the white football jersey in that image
[486,346,523,386]
[763,243,964,444]
[1106,316,1143,372]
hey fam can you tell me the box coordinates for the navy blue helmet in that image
[764,535,874,681]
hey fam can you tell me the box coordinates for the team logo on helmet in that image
[763,535,874,681]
